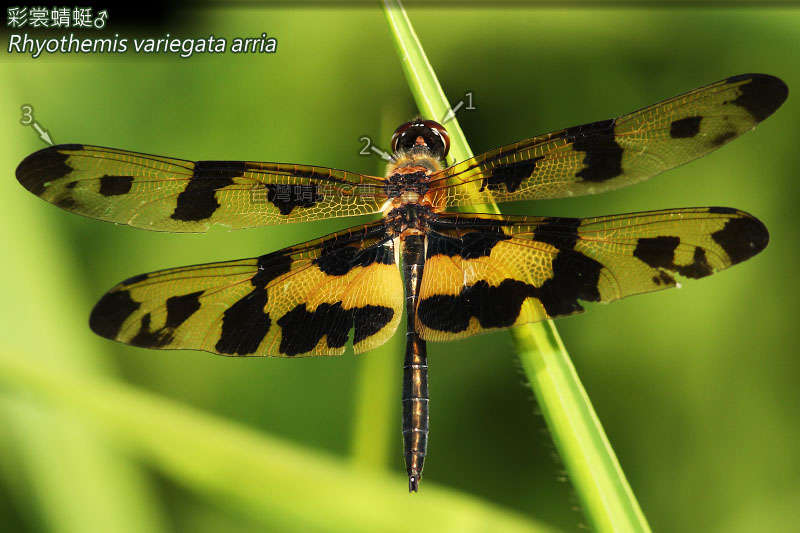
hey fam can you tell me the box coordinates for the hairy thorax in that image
[382,148,443,238]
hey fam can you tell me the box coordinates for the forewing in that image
[416,209,768,341]
[16,144,387,232]
[429,74,787,207]
[90,222,403,356]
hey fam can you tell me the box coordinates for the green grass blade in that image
[350,335,401,470]
[0,347,558,533]
[382,2,651,531]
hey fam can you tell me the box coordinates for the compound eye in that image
[391,121,415,154]
[422,120,450,158]
[390,119,451,159]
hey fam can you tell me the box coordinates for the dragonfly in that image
[16,73,786,492]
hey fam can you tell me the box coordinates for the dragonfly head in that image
[391,118,450,160]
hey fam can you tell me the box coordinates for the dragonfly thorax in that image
[385,169,429,199]
[385,204,435,236]
[383,153,442,215]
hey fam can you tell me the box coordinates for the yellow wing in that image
[416,208,768,341]
[90,222,403,356]
[16,144,387,232]
[428,74,787,207]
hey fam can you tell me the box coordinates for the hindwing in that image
[90,222,403,356]
[416,208,768,341]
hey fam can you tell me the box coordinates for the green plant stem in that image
[382,2,651,531]
[0,347,558,533]
[350,335,400,470]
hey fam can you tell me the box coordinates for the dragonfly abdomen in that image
[402,331,428,493]
[401,233,429,492]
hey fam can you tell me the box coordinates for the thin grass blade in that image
[382,2,651,531]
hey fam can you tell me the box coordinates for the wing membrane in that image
[17,144,387,232]
[416,208,768,341]
[90,222,403,355]
[429,74,787,208]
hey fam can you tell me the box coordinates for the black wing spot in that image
[707,206,738,215]
[682,247,713,279]
[711,215,769,265]
[90,290,140,339]
[426,230,510,260]
[99,175,134,196]
[171,161,244,221]
[216,247,293,354]
[726,74,788,122]
[277,302,392,355]
[669,116,703,138]
[216,289,270,355]
[130,313,173,348]
[253,251,293,287]
[634,236,713,279]
[418,249,603,333]
[277,302,352,356]
[479,157,543,193]
[314,241,393,276]
[353,306,395,345]
[265,184,322,215]
[633,236,680,270]
[565,119,623,183]
[165,291,203,329]
[418,279,537,333]
[537,250,603,316]
[652,271,676,286]
[127,291,204,348]
[16,144,81,196]
[532,217,582,250]
[314,249,359,277]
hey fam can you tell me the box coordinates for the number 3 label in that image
[20,104,34,126]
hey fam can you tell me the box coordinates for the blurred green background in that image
[2,4,799,532]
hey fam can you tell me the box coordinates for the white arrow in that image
[32,122,53,145]
[440,100,464,124]
[371,145,392,162]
